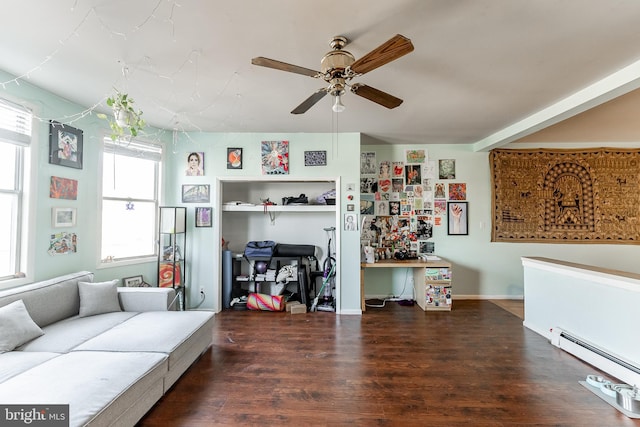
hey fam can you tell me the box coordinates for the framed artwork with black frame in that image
[195,207,212,227]
[227,148,242,169]
[49,121,83,169]
[447,201,468,235]
[304,150,327,166]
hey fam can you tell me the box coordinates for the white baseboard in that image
[364,294,524,300]
[454,294,524,300]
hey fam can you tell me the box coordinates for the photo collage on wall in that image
[360,149,437,260]
[360,151,468,259]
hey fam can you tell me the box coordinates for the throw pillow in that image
[0,299,44,353]
[78,280,122,317]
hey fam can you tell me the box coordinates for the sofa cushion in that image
[0,271,93,328]
[0,351,168,427]
[0,300,44,353]
[78,280,121,317]
[18,311,138,353]
[0,351,60,383]
[75,311,214,369]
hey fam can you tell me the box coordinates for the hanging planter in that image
[97,89,146,141]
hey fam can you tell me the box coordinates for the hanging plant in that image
[97,89,146,141]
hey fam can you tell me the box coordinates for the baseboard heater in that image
[551,328,640,387]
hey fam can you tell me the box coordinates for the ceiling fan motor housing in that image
[321,36,355,76]
[321,37,355,97]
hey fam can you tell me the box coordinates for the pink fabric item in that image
[246,293,284,311]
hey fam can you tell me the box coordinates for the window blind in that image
[0,98,32,146]
[103,138,162,161]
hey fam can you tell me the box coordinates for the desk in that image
[360,259,452,312]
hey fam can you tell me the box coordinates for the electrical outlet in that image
[199,286,205,295]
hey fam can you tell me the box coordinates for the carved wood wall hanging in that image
[490,148,640,244]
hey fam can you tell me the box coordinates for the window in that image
[0,98,32,283]
[100,138,162,263]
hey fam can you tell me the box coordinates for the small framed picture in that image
[123,275,144,287]
[439,159,456,179]
[195,207,212,227]
[344,213,358,231]
[227,148,242,169]
[304,150,327,166]
[447,201,468,235]
[49,121,83,169]
[51,207,77,228]
[185,152,205,176]
[182,184,210,203]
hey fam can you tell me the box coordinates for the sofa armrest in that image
[117,287,177,312]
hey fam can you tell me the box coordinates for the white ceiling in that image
[2,0,640,148]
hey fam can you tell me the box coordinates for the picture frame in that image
[182,184,210,203]
[447,201,468,235]
[261,140,289,175]
[304,150,327,166]
[185,152,205,176]
[227,148,243,169]
[195,207,212,227]
[49,121,83,169]
[122,275,144,287]
[50,176,78,200]
[439,159,456,179]
[51,207,77,228]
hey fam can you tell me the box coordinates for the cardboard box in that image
[289,304,307,314]
[286,301,302,312]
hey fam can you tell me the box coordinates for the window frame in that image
[0,96,36,290]
[97,137,163,268]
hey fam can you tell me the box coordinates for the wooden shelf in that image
[222,204,335,212]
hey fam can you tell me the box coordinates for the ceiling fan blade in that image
[350,83,403,109]
[251,57,320,77]
[291,89,328,114]
[350,34,414,75]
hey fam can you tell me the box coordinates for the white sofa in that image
[0,271,215,427]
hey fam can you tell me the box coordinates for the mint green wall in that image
[5,68,640,306]
[363,142,640,300]
[164,132,362,313]
[0,70,170,288]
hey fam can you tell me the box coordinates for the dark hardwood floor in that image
[138,300,639,426]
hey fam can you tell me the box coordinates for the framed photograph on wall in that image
[185,152,205,176]
[182,184,210,203]
[51,207,77,228]
[447,201,468,235]
[49,121,83,169]
[227,148,242,169]
[195,207,212,227]
[304,150,327,166]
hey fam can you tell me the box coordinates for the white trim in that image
[521,257,640,292]
[452,294,524,300]
[339,309,362,315]
[473,58,640,151]
[96,256,157,270]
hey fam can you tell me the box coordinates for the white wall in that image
[363,142,640,300]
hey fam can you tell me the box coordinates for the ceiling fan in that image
[251,34,414,114]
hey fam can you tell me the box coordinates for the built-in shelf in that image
[222,204,336,212]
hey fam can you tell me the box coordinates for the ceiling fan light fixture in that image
[332,95,346,113]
